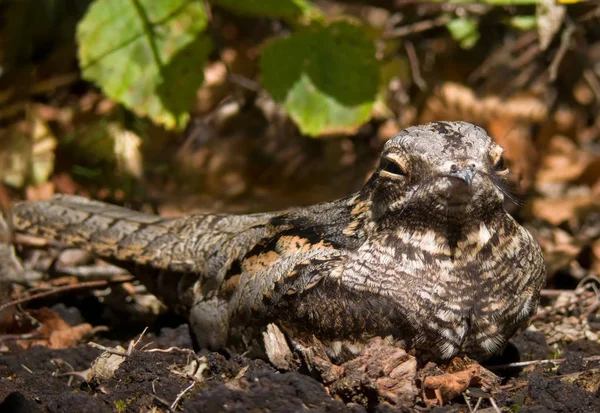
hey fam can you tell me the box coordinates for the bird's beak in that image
[449,167,476,186]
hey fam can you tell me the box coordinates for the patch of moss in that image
[113,399,127,413]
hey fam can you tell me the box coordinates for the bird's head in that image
[366,121,510,230]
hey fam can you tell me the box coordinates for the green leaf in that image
[426,0,541,4]
[212,0,318,19]
[77,0,211,130]
[507,15,537,31]
[260,22,379,136]
[446,17,480,49]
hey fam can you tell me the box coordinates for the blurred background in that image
[0,0,598,310]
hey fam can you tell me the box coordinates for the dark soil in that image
[2,319,600,413]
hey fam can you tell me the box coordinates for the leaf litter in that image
[1,1,600,412]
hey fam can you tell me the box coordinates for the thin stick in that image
[171,382,196,411]
[384,15,451,39]
[405,41,426,90]
[548,24,574,81]
[87,342,129,357]
[57,265,129,278]
[0,275,134,311]
[489,397,501,413]
[146,346,205,363]
[540,289,581,296]
[132,327,148,349]
[488,355,600,371]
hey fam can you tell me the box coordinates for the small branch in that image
[171,382,196,411]
[0,275,134,311]
[384,15,451,39]
[583,69,600,103]
[146,346,206,364]
[540,289,580,296]
[487,355,600,371]
[548,24,574,82]
[131,327,149,351]
[489,397,501,413]
[405,41,426,91]
[57,265,129,278]
[228,73,261,92]
[0,333,43,342]
[87,342,129,357]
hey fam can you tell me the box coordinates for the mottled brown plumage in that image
[11,121,545,362]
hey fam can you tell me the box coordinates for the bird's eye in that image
[494,156,509,175]
[380,159,406,176]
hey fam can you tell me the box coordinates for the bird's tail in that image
[12,194,201,309]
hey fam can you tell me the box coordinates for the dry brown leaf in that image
[325,337,418,407]
[576,156,600,188]
[89,346,128,381]
[420,82,548,124]
[536,135,591,184]
[531,195,595,226]
[14,307,100,349]
[51,172,82,195]
[25,182,55,201]
[535,227,582,275]
[487,117,538,192]
[592,239,600,276]
[47,323,96,349]
[422,364,480,406]
[196,60,229,114]
[377,119,402,142]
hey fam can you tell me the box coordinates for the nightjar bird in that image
[12,121,545,362]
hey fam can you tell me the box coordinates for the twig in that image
[0,333,43,342]
[463,393,483,412]
[55,371,89,382]
[548,24,574,82]
[228,73,261,92]
[500,382,528,392]
[153,395,172,411]
[540,289,580,296]
[57,265,129,278]
[87,342,129,357]
[469,31,537,83]
[579,5,600,22]
[151,378,173,412]
[510,42,540,70]
[384,15,451,39]
[489,397,501,413]
[51,358,80,386]
[405,41,426,91]
[171,382,196,411]
[0,275,134,311]
[487,355,600,371]
[146,346,205,363]
[131,327,148,350]
[532,289,594,321]
[583,69,600,104]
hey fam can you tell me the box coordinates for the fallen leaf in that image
[536,135,590,184]
[326,337,418,407]
[422,365,480,406]
[592,239,600,275]
[487,117,538,192]
[47,323,96,349]
[14,307,103,349]
[89,346,128,381]
[531,195,595,226]
[25,182,55,201]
